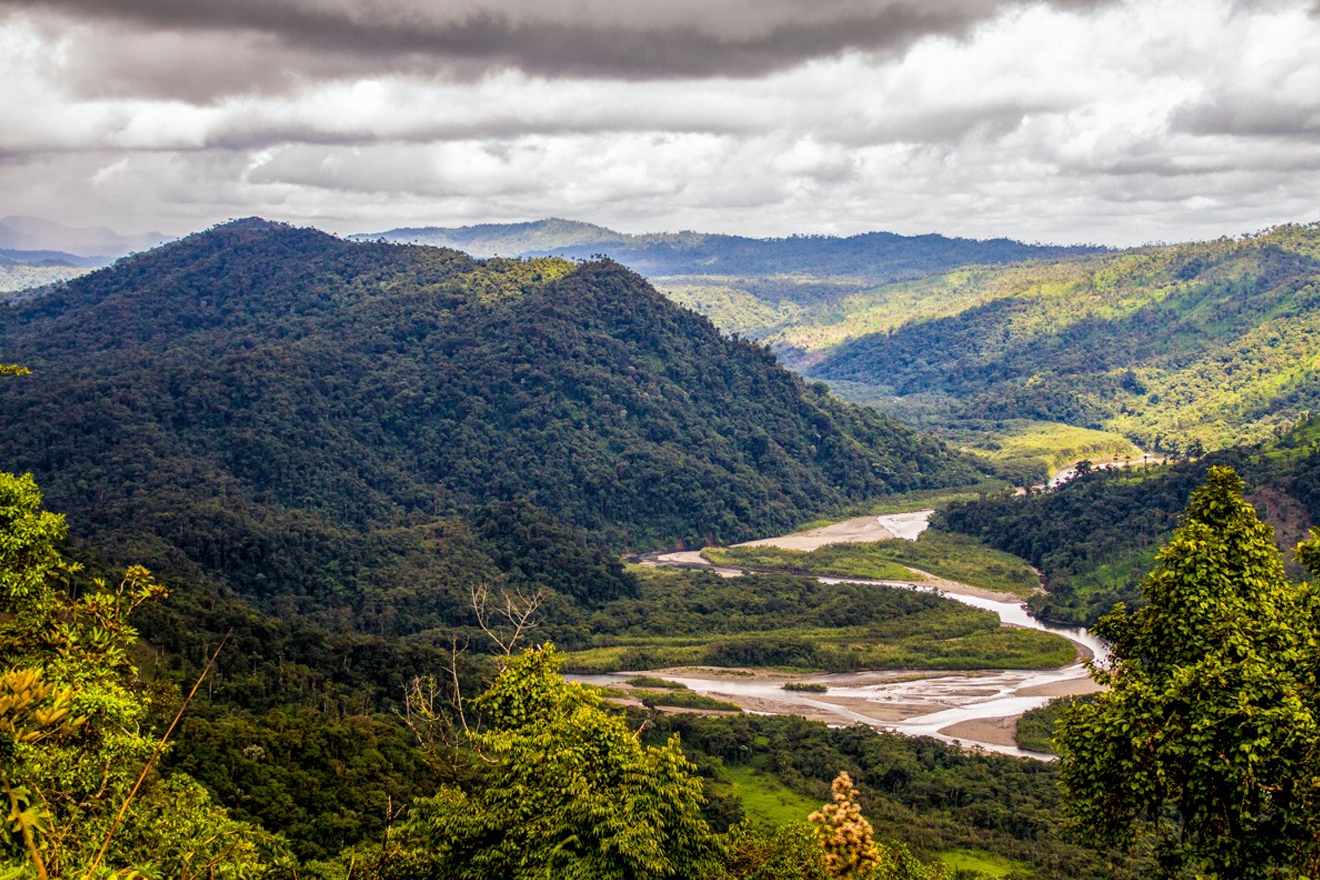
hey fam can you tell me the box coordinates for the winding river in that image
[577,510,1108,760]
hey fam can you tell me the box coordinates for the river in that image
[578,510,1108,760]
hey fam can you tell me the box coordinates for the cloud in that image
[4,0,1118,99]
[2,0,1320,249]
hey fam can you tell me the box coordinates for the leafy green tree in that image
[0,471,288,878]
[391,644,723,880]
[1056,466,1320,879]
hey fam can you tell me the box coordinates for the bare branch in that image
[470,584,545,656]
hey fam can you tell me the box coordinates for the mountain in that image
[806,224,1320,454]
[0,214,169,257]
[354,218,1100,281]
[0,218,983,630]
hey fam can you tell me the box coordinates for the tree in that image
[1056,466,1320,879]
[0,471,288,878]
[390,644,723,880]
[807,772,947,880]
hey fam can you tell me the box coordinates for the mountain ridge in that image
[352,217,1102,280]
[0,217,985,629]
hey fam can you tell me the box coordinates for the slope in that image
[809,224,1320,453]
[0,218,983,626]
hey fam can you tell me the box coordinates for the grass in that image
[558,568,1076,674]
[701,530,1041,599]
[560,625,1075,674]
[937,848,1033,878]
[634,690,741,712]
[714,764,822,826]
[782,682,828,692]
[701,544,917,582]
[962,420,1144,478]
[625,675,687,690]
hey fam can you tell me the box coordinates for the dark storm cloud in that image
[5,0,1116,94]
[1174,96,1320,141]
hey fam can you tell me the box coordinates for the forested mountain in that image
[356,218,1097,281]
[0,218,982,631]
[808,224,1320,453]
[937,415,1320,624]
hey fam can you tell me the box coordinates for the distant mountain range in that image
[0,214,169,259]
[353,218,1100,281]
[805,224,1320,453]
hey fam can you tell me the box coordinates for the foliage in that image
[1013,696,1094,755]
[810,772,949,880]
[0,472,286,878]
[559,570,1075,672]
[0,218,984,637]
[724,822,830,880]
[811,772,881,878]
[391,644,724,879]
[359,219,1095,283]
[810,224,1320,453]
[659,712,1148,880]
[625,676,686,690]
[633,690,742,712]
[1056,467,1320,879]
[703,531,1041,598]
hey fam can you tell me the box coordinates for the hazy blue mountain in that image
[354,218,1101,281]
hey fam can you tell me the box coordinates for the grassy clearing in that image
[714,764,822,826]
[937,848,1033,878]
[701,544,917,581]
[701,530,1040,599]
[964,420,1143,478]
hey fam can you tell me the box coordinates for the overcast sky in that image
[3,0,1319,245]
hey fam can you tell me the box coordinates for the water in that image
[601,510,1108,759]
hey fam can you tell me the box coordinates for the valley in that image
[590,508,1103,758]
[2,216,1317,880]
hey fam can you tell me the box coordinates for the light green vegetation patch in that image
[558,569,1075,674]
[701,530,1041,599]
[963,420,1144,477]
[625,675,688,689]
[938,848,1033,878]
[634,689,742,712]
[701,544,917,582]
[714,764,822,827]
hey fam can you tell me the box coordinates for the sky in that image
[2,0,1319,246]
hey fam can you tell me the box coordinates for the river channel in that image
[575,510,1108,760]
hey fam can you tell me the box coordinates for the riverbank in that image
[622,509,1109,757]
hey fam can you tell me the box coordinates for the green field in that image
[714,763,822,826]
[938,848,1033,878]
[701,530,1041,599]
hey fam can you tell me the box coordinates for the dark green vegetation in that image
[1058,468,1320,879]
[560,570,1075,672]
[938,416,1320,624]
[1013,697,1091,755]
[661,712,1148,880]
[701,531,1041,598]
[0,218,983,640]
[808,225,1320,455]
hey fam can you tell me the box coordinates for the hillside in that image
[937,414,1320,624]
[807,224,1320,453]
[0,218,983,628]
[354,218,1094,279]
